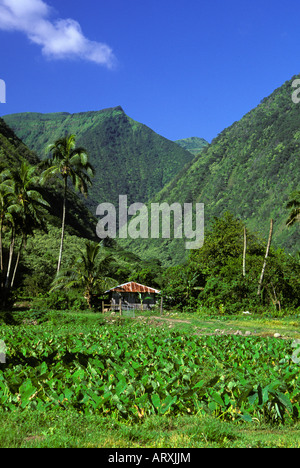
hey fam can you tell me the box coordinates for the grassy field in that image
[0,308,300,448]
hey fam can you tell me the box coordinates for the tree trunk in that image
[86,291,92,310]
[257,219,274,297]
[243,227,247,277]
[10,233,25,289]
[2,227,16,307]
[5,228,15,289]
[57,177,67,274]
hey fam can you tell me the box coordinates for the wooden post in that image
[119,298,122,316]
[102,300,105,314]
[160,296,163,316]
[243,227,247,277]
[257,219,274,297]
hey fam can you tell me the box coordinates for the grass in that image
[1,307,300,448]
[1,408,300,448]
[141,310,300,340]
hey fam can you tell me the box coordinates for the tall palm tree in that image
[51,241,117,309]
[4,162,49,290]
[0,163,49,306]
[0,169,12,281]
[41,134,95,273]
[286,191,300,227]
[9,162,49,288]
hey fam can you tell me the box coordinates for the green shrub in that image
[30,290,88,312]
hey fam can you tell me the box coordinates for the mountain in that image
[120,75,300,265]
[0,116,40,168]
[0,117,96,240]
[175,136,209,155]
[3,107,195,218]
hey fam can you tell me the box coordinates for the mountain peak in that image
[175,136,209,156]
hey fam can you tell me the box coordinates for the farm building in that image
[105,282,161,310]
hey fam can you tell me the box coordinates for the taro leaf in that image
[248,392,258,406]
[161,394,177,414]
[210,391,225,407]
[208,401,217,412]
[237,385,253,407]
[39,361,48,376]
[64,388,74,401]
[131,361,140,370]
[115,377,127,396]
[260,385,269,406]
[147,339,155,351]
[239,412,253,422]
[19,379,37,408]
[151,393,161,410]
[275,392,293,413]
[193,380,205,390]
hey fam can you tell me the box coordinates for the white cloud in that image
[0,0,116,68]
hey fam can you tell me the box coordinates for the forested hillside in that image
[175,136,209,155]
[121,75,299,264]
[3,107,195,216]
[2,76,299,268]
[0,117,96,240]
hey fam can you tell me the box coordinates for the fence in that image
[101,297,163,316]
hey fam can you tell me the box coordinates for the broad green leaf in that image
[151,393,161,409]
[210,391,225,407]
[19,380,37,408]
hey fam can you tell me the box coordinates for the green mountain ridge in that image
[2,76,299,268]
[120,75,300,265]
[175,136,209,155]
[3,107,195,219]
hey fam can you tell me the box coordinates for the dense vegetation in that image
[0,117,97,240]
[175,136,209,156]
[0,74,299,448]
[0,313,300,448]
[1,319,299,424]
[0,77,299,313]
[162,212,300,313]
[0,152,159,308]
[121,75,300,264]
[3,107,195,217]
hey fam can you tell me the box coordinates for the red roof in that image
[105,282,160,294]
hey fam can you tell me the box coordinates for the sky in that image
[0,0,300,143]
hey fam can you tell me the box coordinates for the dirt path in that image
[135,315,297,339]
[142,315,192,324]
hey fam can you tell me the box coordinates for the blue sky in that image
[0,0,300,142]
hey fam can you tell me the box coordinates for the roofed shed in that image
[105,282,161,309]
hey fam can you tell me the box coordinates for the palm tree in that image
[3,162,49,290]
[41,134,95,273]
[0,163,49,306]
[286,191,300,227]
[0,169,12,282]
[9,162,49,288]
[51,241,117,309]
